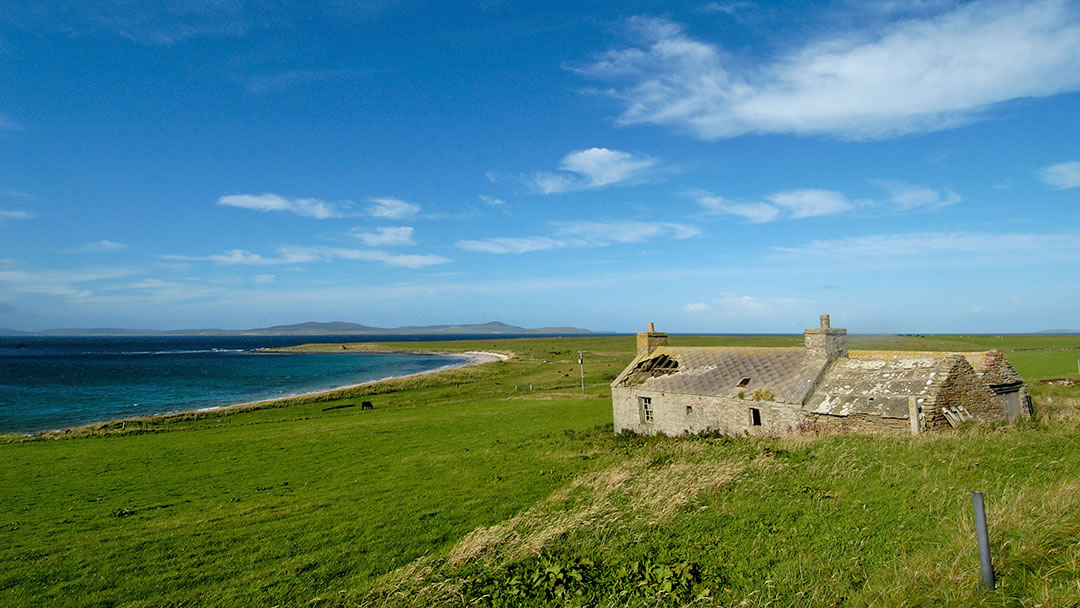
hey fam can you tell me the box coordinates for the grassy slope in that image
[1,335,1078,607]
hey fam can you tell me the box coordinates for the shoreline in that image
[9,349,511,440]
[224,350,509,410]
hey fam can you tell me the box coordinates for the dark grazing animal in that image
[361,401,374,410]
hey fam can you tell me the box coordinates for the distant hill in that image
[1035,329,1080,335]
[2,321,607,336]
[238,321,603,336]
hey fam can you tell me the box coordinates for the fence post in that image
[972,491,995,591]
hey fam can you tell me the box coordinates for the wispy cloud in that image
[874,180,962,209]
[684,302,711,312]
[557,220,701,243]
[456,220,700,254]
[0,210,34,222]
[773,231,1080,265]
[698,2,755,15]
[164,245,449,269]
[478,195,506,206]
[456,237,567,254]
[695,189,855,222]
[0,266,137,298]
[570,3,1080,140]
[367,197,420,219]
[79,240,127,252]
[766,190,855,218]
[348,226,415,247]
[1,1,253,45]
[528,147,661,194]
[218,193,349,219]
[1039,161,1080,189]
[0,113,19,131]
[242,68,374,93]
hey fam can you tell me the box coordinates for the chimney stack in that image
[637,322,668,358]
[805,314,847,360]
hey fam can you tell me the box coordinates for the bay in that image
[0,335,480,434]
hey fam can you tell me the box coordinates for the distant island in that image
[0,321,609,337]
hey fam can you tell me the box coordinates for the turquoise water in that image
[0,335,468,434]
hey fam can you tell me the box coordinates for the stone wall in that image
[612,386,810,437]
[802,413,911,435]
[636,332,668,358]
[924,355,1006,430]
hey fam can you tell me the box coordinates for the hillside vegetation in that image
[1,334,1078,607]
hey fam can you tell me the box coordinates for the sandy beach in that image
[178,350,510,415]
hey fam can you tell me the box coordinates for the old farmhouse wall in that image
[612,386,810,437]
[612,315,1029,438]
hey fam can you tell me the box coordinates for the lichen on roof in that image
[613,346,829,405]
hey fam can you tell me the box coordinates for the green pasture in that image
[1,334,1078,607]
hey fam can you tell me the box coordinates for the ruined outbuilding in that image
[612,315,1031,437]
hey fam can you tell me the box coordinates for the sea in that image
[0,335,494,435]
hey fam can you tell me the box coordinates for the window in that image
[737,377,751,387]
[686,405,693,415]
[749,407,761,427]
[639,396,653,423]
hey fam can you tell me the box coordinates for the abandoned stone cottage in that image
[611,315,1030,436]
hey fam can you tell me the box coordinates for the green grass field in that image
[2,335,1078,607]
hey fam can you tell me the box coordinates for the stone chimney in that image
[636,322,668,358]
[804,314,847,360]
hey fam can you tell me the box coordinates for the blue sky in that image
[1,0,1078,333]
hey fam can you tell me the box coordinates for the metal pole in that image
[578,351,585,396]
[972,491,995,591]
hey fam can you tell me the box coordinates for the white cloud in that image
[0,210,33,221]
[349,226,415,247]
[0,266,137,298]
[529,147,661,194]
[874,180,962,209]
[367,197,420,219]
[765,190,855,218]
[164,246,448,269]
[80,240,127,252]
[773,231,1080,261]
[457,221,700,254]
[695,189,853,222]
[218,193,348,219]
[456,237,567,254]
[696,195,780,223]
[254,274,276,284]
[557,220,701,243]
[571,3,1080,140]
[344,250,450,269]
[699,2,755,15]
[479,195,506,206]
[684,302,711,313]
[1039,161,1080,189]
[560,148,659,187]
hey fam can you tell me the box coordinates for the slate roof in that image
[803,356,953,418]
[849,349,1023,387]
[613,346,829,405]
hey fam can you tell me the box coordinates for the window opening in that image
[749,407,761,427]
[737,377,751,387]
[685,405,693,415]
[639,397,653,423]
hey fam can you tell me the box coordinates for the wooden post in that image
[972,491,995,591]
[578,351,585,396]
[908,397,920,435]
